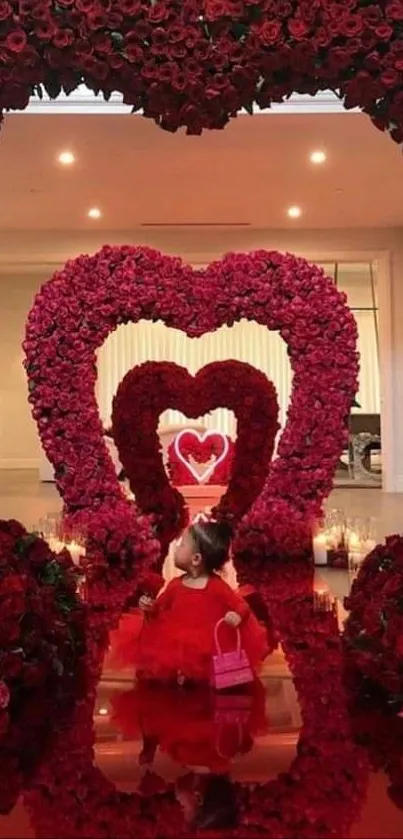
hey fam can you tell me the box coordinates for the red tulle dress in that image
[107,574,268,684]
[110,680,268,774]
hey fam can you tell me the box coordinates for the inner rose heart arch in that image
[24,245,358,581]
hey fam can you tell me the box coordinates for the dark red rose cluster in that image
[344,535,403,702]
[1,1,403,140]
[0,519,85,813]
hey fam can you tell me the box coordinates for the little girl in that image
[125,520,268,684]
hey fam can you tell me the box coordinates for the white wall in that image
[0,226,400,489]
[0,271,42,467]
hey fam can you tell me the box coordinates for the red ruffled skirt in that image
[106,608,268,683]
[110,680,268,773]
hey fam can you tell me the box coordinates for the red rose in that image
[0,520,25,540]
[120,0,142,12]
[376,23,393,40]
[86,9,107,30]
[24,539,50,568]
[0,619,20,645]
[387,1,403,21]
[205,0,229,20]
[148,2,169,23]
[53,29,74,49]
[5,31,28,53]
[341,14,364,37]
[35,21,56,40]
[381,68,400,88]
[0,652,23,679]
[288,18,310,40]
[0,681,10,710]
[258,20,282,45]
[0,1,11,20]
[0,574,27,598]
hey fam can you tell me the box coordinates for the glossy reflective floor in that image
[2,655,403,838]
[1,473,403,838]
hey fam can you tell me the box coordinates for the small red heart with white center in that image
[173,429,231,484]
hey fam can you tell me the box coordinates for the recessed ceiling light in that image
[57,150,75,166]
[87,207,102,219]
[287,206,302,219]
[310,150,327,165]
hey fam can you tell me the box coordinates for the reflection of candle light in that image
[313,587,334,612]
[313,533,328,566]
[98,707,108,716]
[365,538,376,554]
[48,536,64,554]
[349,532,359,550]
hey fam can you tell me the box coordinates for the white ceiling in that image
[0,110,401,230]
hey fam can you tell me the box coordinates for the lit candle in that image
[348,531,360,551]
[313,533,328,566]
[66,540,85,566]
[327,525,341,549]
[48,536,64,554]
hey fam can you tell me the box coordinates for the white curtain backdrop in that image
[353,310,380,414]
[96,314,380,436]
[97,321,292,437]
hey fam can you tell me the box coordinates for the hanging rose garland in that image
[0,1,403,141]
[111,360,279,545]
[24,245,358,601]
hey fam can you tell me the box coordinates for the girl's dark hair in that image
[194,774,237,830]
[189,520,233,573]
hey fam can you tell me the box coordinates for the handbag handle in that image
[215,720,243,761]
[214,618,241,657]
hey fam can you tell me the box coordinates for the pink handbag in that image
[211,618,253,691]
[214,692,252,726]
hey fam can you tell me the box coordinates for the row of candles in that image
[36,510,363,617]
[313,510,377,581]
[37,514,86,566]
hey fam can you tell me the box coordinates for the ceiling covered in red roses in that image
[0,110,401,230]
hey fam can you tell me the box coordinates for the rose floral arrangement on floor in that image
[0,519,85,813]
[0,1,403,141]
[343,535,403,705]
[167,428,235,488]
[111,359,279,546]
[24,245,359,613]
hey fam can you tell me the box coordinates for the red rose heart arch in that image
[24,245,358,608]
[22,246,360,836]
[1,1,403,141]
[111,359,280,546]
